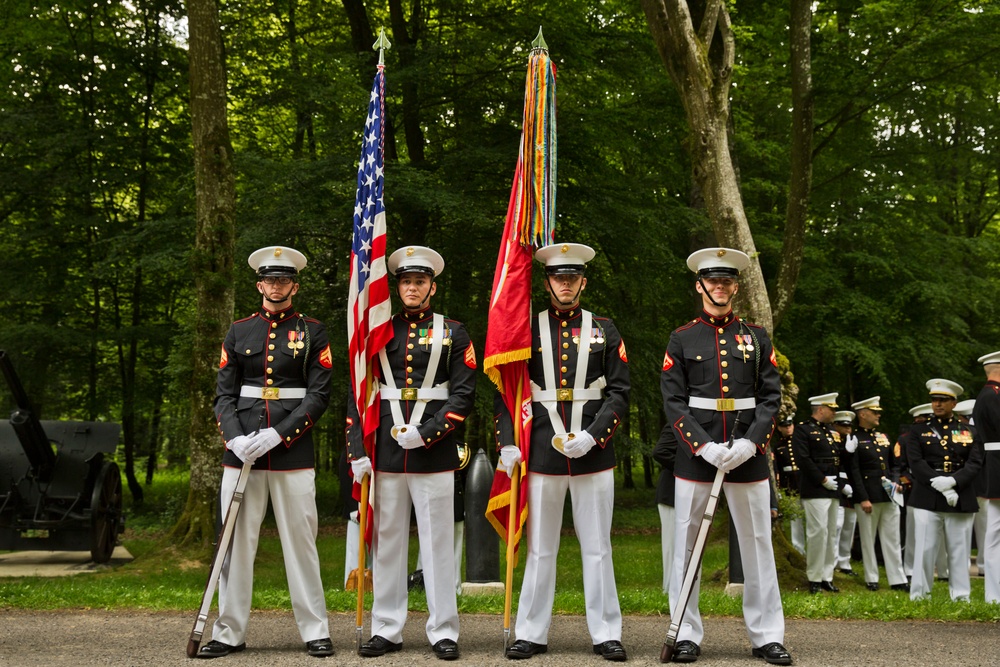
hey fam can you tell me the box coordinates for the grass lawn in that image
[1,468,998,622]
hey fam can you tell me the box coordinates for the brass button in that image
[267,355,274,362]
[722,361,728,368]
[720,339,727,345]
[268,344,275,350]
[406,354,413,361]
[696,355,702,360]
[266,367,273,374]
[409,332,416,338]
[296,429,300,434]
[723,386,729,392]
[269,333,276,339]
[560,379,567,386]
[562,321,568,327]
[271,322,277,329]
[266,379,274,385]
[721,350,728,356]
[563,331,569,338]
[718,328,724,333]
[406,378,413,385]
[686,432,691,437]
[408,343,414,349]
[245,348,252,354]
[410,322,417,329]
[563,342,570,349]
[406,366,413,373]
[560,366,568,373]
[562,354,568,360]
[722,373,728,380]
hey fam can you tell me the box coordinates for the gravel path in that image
[0,610,997,667]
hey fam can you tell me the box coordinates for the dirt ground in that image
[0,610,997,667]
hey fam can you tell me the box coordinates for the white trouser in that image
[985,500,1000,603]
[658,503,676,596]
[802,497,838,582]
[855,502,906,586]
[515,470,621,645]
[670,478,784,648]
[974,497,988,572]
[910,508,974,601]
[371,471,458,645]
[903,505,946,577]
[214,468,329,646]
[417,520,465,595]
[790,516,805,554]
[836,504,857,570]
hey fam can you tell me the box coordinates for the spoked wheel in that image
[90,461,123,563]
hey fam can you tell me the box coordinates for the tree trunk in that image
[772,0,814,330]
[640,0,773,332]
[171,0,237,550]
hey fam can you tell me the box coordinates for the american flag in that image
[348,66,392,461]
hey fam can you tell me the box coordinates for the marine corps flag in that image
[485,29,557,552]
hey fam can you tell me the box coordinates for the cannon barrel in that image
[0,350,56,482]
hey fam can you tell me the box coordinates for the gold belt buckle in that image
[943,460,953,473]
[555,388,574,402]
[833,456,840,467]
[716,398,735,411]
[261,387,280,400]
[400,388,419,401]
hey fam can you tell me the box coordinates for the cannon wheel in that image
[90,461,123,564]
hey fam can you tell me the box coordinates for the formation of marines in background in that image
[195,244,999,664]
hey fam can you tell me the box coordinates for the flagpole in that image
[502,380,524,653]
[355,472,370,651]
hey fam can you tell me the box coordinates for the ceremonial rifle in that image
[186,411,264,658]
[660,413,741,663]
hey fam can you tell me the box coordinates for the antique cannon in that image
[0,350,124,563]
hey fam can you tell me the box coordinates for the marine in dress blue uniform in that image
[348,246,476,661]
[831,411,858,576]
[202,246,334,659]
[972,352,1000,603]
[792,392,842,593]
[901,379,984,601]
[847,397,908,591]
[661,248,790,666]
[498,243,630,662]
[772,416,804,553]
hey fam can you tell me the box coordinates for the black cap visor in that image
[394,264,436,277]
[698,267,740,278]
[257,265,298,277]
[545,264,586,276]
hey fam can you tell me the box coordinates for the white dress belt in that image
[985,442,1000,451]
[688,396,756,412]
[380,385,450,401]
[240,385,306,400]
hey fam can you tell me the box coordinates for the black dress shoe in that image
[890,583,910,592]
[866,582,879,591]
[808,581,822,594]
[837,568,857,576]
[359,635,402,657]
[592,640,627,661]
[671,640,700,663]
[506,640,547,659]
[820,581,839,592]
[198,640,246,659]
[306,637,334,657]
[432,639,459,661]
[752,642,792,665]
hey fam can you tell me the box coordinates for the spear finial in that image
[373,28,391,67]
[531,26,548,52]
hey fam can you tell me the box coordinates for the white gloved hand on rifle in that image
[499,445,522,477]
[245,428,282,461]
[722,438,756,473]
[697,442,728,470]
[227,435,253,463]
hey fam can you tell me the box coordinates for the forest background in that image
[1,0,999,520]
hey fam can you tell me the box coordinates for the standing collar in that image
[699,310,737,327]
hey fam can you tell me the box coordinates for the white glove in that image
[244,427,282,461]
[697,442,728,470]
[943,488,959,507]
[396,425,424,449]
[227,435,253,463]
[822,476,839,491]
[499,445,522,476]
[842,483,853,498]
[351,456,372,480]
[845,435,858,453]
[930,476,957,492]
[722,438,756,472]
[562,431,597,459]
